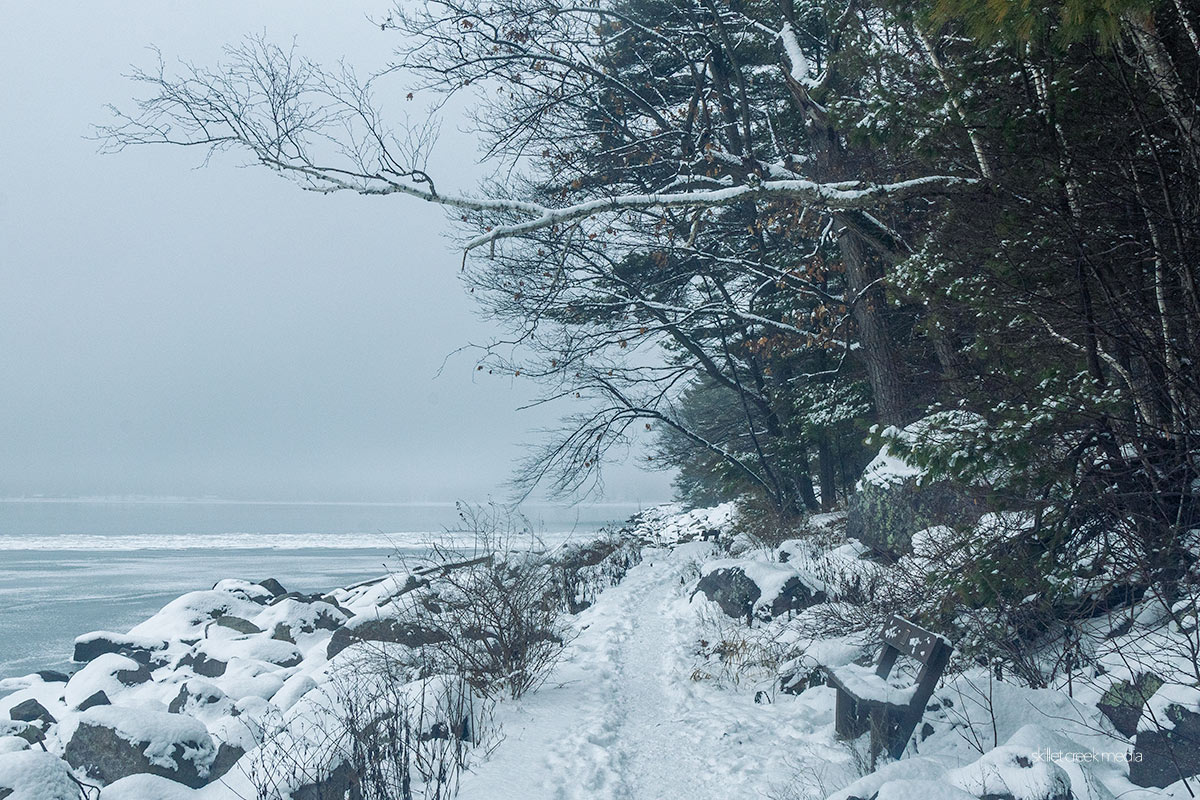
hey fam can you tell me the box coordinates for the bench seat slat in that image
[823,663,918,707]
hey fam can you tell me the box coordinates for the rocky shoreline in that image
[2,500,1198,799]
[0,530,642,798]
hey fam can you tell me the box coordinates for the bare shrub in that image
[551,533,642,613]
[767,741,872,800]
[693,604,789,690]
[244,654,498,800]
[731,496,808,552]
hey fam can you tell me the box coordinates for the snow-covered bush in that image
[375,504,579,699]
[244,660,496,800]
[552,533,643,613]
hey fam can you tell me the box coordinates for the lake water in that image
[0,499,646,680]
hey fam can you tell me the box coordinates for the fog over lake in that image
[0,1,673,504]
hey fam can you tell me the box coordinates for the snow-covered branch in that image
[460,175,973,251]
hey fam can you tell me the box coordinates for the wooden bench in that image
[819,615,952,762]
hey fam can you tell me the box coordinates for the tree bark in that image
[838,225,910,425]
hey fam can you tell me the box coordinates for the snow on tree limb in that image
[779,23,819,89]
[97,34,973,259]
[457,175,974,251]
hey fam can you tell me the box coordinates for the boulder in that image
[693,567,761,619]
[1130,685,1200,788]
[64,706,216,788]
[313,605,349,631]
[254,598,347,637]
[270,591,323,606]
[11,724,44,746]
[210,742,245,782]
[73,631,166,664]
[65,653,152,708]
[769,575,825,618]
[168,680,230,716]
[211,579,275,604]
[214,616,262,635]
[271,623,296,643]
[1099,672,1163,738]
[256,578,287,598]
[77,691,111,711]
[178,651,228,678]
[948,740,1072,800]
[34,670,69,684]
[847,476,984,558]
[115,662,153,686]
[293,760,357,800]
[7,700,54,729]
[327,617,451,659]
[127,590,264,641]
[180,637,303,675]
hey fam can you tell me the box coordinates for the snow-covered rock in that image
[73,630,167,664]
[848,416,987,557]
[0,750,80,800]
[326,613,450,659]
[64,653,151,708]
[1130,683,1200,788]
[128,590,265,641]
[63,705,217,788]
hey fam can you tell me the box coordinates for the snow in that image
[210,661,287,701]
[0,737,27,754]
[948,741,1073,800]
[779,23,817,89]
[210,579,273,603]
[829,663,918,705]
[100,773,200,799]
[251,597,343,635]
[828,757,950,800]
[1139,683,1200,732]
[270,672,318,711]
[876,779,977,800]
[75,629,166,653]
[629,502,737,545]
[191,636,302,667]
[858,443,924,488]
[128,590,264,640]
[0,750,81,800]
[454,542,856,800]
[64,652,144,707]
[6,502,1197,798]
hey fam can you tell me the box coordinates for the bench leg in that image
[834,689,856,739]
[888,706,924,761]
[835,689,872,740]
[868,706,892,768]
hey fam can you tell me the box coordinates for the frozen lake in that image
[0,499,645,680]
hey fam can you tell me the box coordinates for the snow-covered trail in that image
[457,544,850,800]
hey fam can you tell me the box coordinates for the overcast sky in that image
[0,2,673,504]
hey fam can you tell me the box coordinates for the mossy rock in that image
[847,478,984,558]
[1099,672,1163,738]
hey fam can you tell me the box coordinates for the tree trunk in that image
[817,429,837,511]
[839,225,910,425]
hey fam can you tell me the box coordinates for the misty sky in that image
[0,2,673,503]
